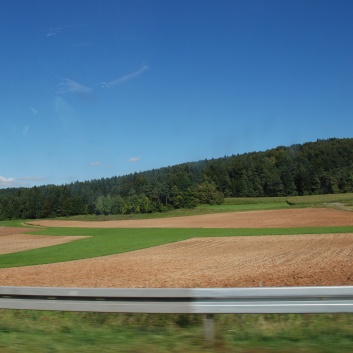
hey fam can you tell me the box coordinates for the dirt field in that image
[0,235,89,255]
[0,227,33,236]
[1,208,353,287]
[0,226,89,254]
[28,208,353,228]
[0,234,352,287]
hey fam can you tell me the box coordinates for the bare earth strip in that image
[0,234,352,288]
[0,234,89,255]
[0,227,33,236]
[28,208,353,228]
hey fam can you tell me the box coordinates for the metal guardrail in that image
[1,286,353,314]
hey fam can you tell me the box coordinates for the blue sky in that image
[1,0,353,188]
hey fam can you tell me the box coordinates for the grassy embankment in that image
[1,310,353,353]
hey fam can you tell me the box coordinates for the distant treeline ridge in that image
[1,138,353,220]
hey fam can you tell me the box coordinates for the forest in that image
[1,138,353,220]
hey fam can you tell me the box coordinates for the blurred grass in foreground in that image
[0,310,352,353]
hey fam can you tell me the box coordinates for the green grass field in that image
[1,195,353,352]
[226,193,353,211]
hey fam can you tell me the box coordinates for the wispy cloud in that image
[46,24,84,38]
[57,78,92,95]
[102,65,149,88]
[90,161,101,167]
[30,106,38,115]
[0,176,15,187]
[0,176,48,188]
[129,157,141,162]
[46,27,61,37]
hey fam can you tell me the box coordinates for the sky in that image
[1,0,353,188]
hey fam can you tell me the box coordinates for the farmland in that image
[1,198,353,352]
[0,233,352,288]
[0,205,352,287]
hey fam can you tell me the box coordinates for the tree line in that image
[1,138,353,220]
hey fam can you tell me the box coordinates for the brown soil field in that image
[28,208,353,228]
[0,234,352,287]
[0,227,33,236]
[0,233,89,255]
[1,208,353,287]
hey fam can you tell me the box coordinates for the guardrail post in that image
[204,314,215,344]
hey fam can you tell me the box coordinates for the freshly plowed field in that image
[0,234,352,287]
[0,234,88,255]
[1,208,353,287]
[28,208,353,228]
[0,227,33,236]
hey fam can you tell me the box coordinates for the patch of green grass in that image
[225,196,289,205]
[0,220,35,228]
[199,202,292,212]
[287,193,353,204]
[1,226,353,268]
[0,310,353,353]
[0,228,189,268]
[226,193,353,212]
[286,193,353,206]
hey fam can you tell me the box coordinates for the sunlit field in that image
[1,195,353,352]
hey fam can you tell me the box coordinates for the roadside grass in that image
[1,226,353,269]
[0,310,352,353]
